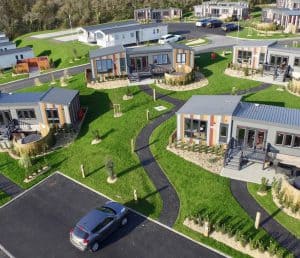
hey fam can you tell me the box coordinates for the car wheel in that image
[120,217,128,226]
[91,242,99,252]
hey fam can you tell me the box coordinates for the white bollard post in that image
[80,164,85,178]
[133,189,138,202]
[255,211,261,229]
[153,88,156,101]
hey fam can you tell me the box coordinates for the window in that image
[157,28,159,33]
[102,217,113,227]
[163,11,169,16]
[276,132,284,145]
[15,55,19,60]
[284,134,292,146]
[275,132,300,148]
[153,29,156,34]
[20,54,24,59]
[293,135,300,147]
[153,54,168,65]
[120,58,126,72]
[259,53,265,64]
[294,57,300,67]
[237,50,252,64]
[176,53,186,64]
[96,59,113,73]
[184,118,207,140]
[130,32,135,38]
[219,124,228,143]
[46,108,59,124]
[270,55,288,66]
[16,109,36,119]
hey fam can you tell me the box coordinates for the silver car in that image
[70,201,128,252]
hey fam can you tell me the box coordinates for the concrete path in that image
[0,174,23,198]
[0,63,90,93]
[231,180,300,257]
[135,85,184,227]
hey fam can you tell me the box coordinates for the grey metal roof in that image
[233,102,300,128]
[89,45,125,59]
[0,92,43,106]
[126,43,173,55]
[0,47,33,57]
[101,22,167,35]
[235,40,277,48]
[41,87,79,105]
[0,37,8,41]
[268,45,300,54]
[168,41,192,51]
[176,95,242,115]
[81,20,138,32]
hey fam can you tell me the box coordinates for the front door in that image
[247,129,255,149]
[237,127,246,147]
[256,130,266,150]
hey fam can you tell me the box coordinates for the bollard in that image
[133,189,138,202]
[153,88,156,101]
[80,164,85,178]
[255,211,261,229]
[146,109,150,121]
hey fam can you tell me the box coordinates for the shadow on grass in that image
[54,58,62,68]
[87,165,105,177]
[77,91,112,139]
[39,49,52,57]
[101,128,115,140]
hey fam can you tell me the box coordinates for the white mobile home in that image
[78,20,168,47]
[78,20,138,44]
[0,32,5,38]
[0,47,34,69]
[0,37,9,44]
[0,42,16,52]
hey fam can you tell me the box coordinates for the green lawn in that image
[15,34,96,69]
[0,69,27,85]
[248,184,300,238]
[243,85,300,109]
[0,191,11,206]
[228,27,300,39]
[151,52,261,100]
[150,117,290,257]
[0,73,176,218]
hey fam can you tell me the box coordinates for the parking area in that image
[0,173,224,258]
[168,22,226,39]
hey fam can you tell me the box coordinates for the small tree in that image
[105,156,117,183]
[92,130,101,140]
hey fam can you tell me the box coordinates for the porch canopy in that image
[276,153,300,168]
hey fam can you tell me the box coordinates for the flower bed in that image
[272,178,300,220]
[167,143,224,174]
[23,165,51,183]
[156,72,208,91]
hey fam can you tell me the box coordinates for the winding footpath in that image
[135,85,184,227]
[231,180,300,257]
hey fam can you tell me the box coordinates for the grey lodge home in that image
[232,40,300,81]
[0,87,81,143]
[89,42,194,82]
[176,95,300,172]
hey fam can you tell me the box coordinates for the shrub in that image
[92,129,101,140]
[105,156,115,179]
[275,248,285,258]
[258,177,269,192]
[249,238,259,250]
[243,67,250,77]
[257,240,265,253]
[220,223,227,234]
[267,240,278,256]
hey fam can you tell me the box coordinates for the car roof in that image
[162,34,173,37]
[76,209,110,232]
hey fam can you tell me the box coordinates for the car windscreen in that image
[73,226,89,239]
[97,206,116,215]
